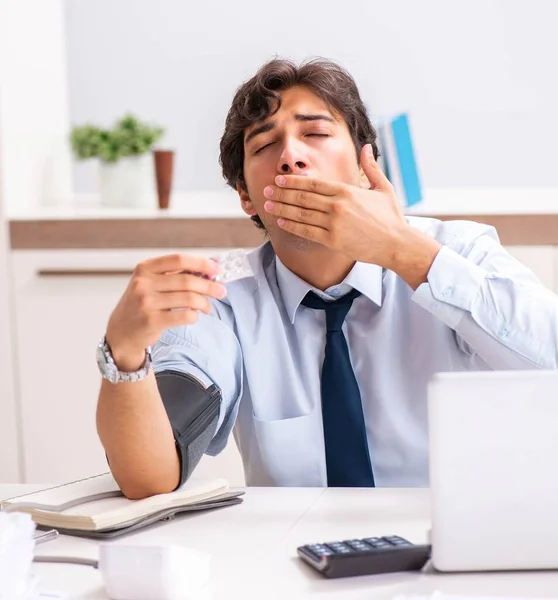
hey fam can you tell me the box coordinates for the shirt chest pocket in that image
[251,407,326,486]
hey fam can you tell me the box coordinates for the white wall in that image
[0,0,73,216]
[64,0,558,197]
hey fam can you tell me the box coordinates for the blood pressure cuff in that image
[155,370,222,488]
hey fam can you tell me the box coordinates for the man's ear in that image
[359,165,372,189]
[237,182,258,216]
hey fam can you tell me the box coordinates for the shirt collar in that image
[275,256,384,324]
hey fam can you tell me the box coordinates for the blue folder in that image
[390,114,422,207]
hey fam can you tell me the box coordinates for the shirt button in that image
[330,289,341,297]
[499,328,509,339]
[441,286,452,298]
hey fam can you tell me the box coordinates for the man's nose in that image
[277,139,309,174]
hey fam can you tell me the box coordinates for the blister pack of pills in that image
[211,249,254,284]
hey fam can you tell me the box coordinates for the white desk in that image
[3,486,558,599]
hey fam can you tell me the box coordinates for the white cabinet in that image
[10,249,246,486]
[0,220,21,483]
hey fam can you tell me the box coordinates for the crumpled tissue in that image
[0,511,37,600]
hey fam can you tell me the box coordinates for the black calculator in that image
[297,535,431,579]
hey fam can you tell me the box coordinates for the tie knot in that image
[301,288,361,331]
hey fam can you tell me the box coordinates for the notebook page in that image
[45,477,227,519]
[2,473,228,523]
[1,473,118,507]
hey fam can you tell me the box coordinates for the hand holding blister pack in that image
[211,249,254,284]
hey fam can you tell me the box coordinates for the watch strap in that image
[97,336,152,383]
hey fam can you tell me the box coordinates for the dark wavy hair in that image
[219,57,379,229]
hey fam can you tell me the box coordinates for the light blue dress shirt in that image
[152,216,558,487]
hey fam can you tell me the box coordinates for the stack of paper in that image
[0,511,36,600]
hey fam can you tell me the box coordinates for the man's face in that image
[240,85,363,247]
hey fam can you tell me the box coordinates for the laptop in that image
[428,370,558,572]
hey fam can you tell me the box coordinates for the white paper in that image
[37,591,68,600]
[393,593,558,600]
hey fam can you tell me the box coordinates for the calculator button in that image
[344,540,371,552]
[363,537,381,545]
[306,545,333,558]
[326,542,351,553]
[384,536,411,546]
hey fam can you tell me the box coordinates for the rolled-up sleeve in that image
[412,228,558,369]
[151,307,243,455]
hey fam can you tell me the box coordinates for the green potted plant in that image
[70,114,164,207]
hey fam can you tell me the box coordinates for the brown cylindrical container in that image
[153,149,175,209]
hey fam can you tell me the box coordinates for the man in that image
[96,58,558,499]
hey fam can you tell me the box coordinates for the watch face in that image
[96,343,118,383]
[95,344,106,370]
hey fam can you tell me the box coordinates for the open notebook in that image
[0,473,244,539]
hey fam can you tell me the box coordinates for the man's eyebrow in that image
[294,113,336,123]
[245,121,276,146]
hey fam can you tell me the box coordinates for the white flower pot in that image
[98,154,157,208]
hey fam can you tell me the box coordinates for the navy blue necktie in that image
[302,288,375,487]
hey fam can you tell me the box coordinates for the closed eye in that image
[254,134,329,155]
[254,141,275,155]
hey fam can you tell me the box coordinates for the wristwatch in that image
[96,336,152,383]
